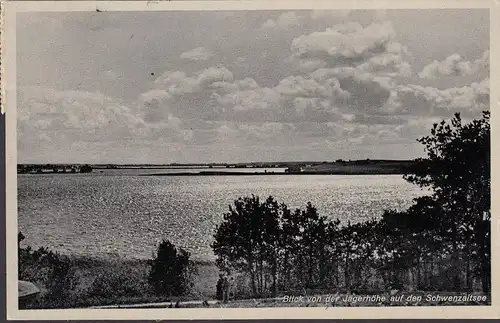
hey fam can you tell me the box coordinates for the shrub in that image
[18,232,76,308]
[148,240,193,297]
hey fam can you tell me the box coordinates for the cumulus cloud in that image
[16,86,202,154]
[418,50,489,79]
[310,67,393,114]
[17,87,149,147]
[290,21,413,77]
[154,66,234,96]
[180,46,213,61]
[394,78,489,116]
[142,62,398,129]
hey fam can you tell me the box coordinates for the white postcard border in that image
[3,0,500,320]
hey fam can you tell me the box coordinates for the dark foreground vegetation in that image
[18,111,490,308]
[19,234,219,309]
[211,111,490,297]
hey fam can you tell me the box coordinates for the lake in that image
[17,170,427,260]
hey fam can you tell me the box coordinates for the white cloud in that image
[180,46,213,61]
[17,87,149,146]
[290,21,413,77]
[144,61,397,127]
[418,50,489,79]
[17,11,490,163]
[395,78,489,116]
[153,66,234,96]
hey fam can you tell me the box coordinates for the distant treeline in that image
[18,164,93,174]
[18,159,417,171]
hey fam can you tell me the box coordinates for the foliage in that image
[403,111,491,292]
[18,233,198,309]
[212,111,491,297]
[80,164,93,173]
[148,240,193,297]
[18,232,76,308]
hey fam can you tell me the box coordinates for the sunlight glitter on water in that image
[18,173,428,261]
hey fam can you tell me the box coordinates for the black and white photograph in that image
[5,0,497,318]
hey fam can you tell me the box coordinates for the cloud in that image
[16,86,206,155]
[309,67,393,114]
[17,10,491,163]
[180,46,213,61]
[290,21,413,77]
[394,78,489,117]
[153,66,234,96]
[418,50,489,79]
[144,62,396,127]
[139,89,172,123]
[17,87,149,147]
[208,73,490,146]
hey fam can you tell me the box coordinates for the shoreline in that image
[18,171,409,176]
[142,171,407,176]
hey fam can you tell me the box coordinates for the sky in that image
[17,9,490,164]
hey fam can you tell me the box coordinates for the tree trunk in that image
[416,258,421,290]
[480,243,491,293]
[344,251,350,292]
[249,260,257,296]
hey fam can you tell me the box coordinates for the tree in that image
[404,111,490,292]
[148,240,192,297]
[212,195,281,297]
[293,203,330,290]
[213,196,337,296]
[80,165,93,173]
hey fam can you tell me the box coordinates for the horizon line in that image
[17,158,419,165]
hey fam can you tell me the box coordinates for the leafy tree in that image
[212,110,490,298]
[294,203,330,290]
[212,195,282,296]
[148,240,192,297]
[403,111,490,291]
[277,204,301,290]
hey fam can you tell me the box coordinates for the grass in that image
[96,291,491,308]
[22,252,490,309]
[22,254,220,309]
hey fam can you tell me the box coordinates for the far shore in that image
[18,159,416,176]
[142,170,407,176]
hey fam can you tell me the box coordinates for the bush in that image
[148,240,193,297]
[18,232,77,308]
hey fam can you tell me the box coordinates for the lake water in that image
[17,170,427,260]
